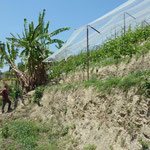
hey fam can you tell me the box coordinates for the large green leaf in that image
[50,27,70,37]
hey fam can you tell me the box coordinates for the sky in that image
[0,0,127,72]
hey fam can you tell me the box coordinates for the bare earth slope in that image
[30,52,150,150]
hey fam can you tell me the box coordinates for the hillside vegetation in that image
[48,24,150,80]
[0,24,150,150]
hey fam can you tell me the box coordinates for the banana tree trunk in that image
[8,59,30,92]
[8,58,47,92]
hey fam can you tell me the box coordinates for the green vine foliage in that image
[33,86,44,106]
[48,24,150,80]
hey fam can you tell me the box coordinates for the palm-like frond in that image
[44,21,49,33]
[6,43,19,63]
[50,27,70,37]
[32,23,43,41]
[24,18,29,39]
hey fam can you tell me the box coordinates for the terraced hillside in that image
[0,25,150,150]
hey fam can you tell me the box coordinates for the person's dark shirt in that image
[1,88,8,99]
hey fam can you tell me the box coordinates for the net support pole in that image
[86,25,100,81]
[87,25,89,81]
[124,12,136,37]
[124,12,126,37]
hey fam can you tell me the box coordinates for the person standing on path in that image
[0,84,12,113]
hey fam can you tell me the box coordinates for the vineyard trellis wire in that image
[43,0,150,80]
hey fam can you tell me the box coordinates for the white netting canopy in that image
[43,0,150,62]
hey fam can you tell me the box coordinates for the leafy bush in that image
[9,86,22,100]
[33,86,44,106]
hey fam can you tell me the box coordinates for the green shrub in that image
[9,86,22,100]
[33,86,44,106]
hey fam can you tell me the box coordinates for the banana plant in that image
[4,9,70,92]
